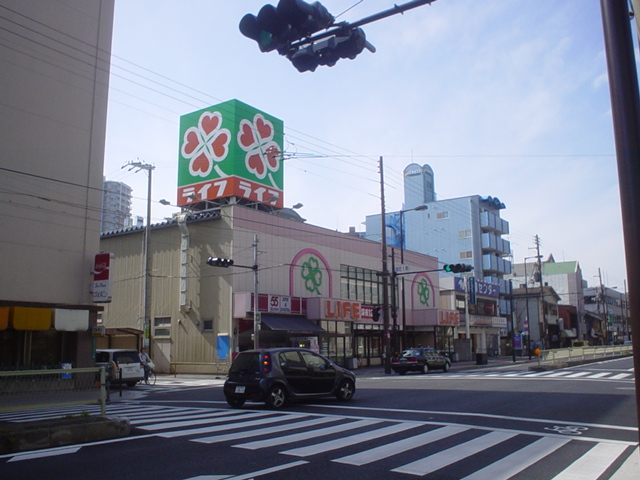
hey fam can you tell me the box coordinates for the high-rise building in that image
[403,163,436,207]
[101,179,133,232]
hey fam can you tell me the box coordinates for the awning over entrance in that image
[560,329,577,338]
[260,315,325,334]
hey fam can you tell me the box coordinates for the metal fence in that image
[0,367,107,414]
[537,345,633,366]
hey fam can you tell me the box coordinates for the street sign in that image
[468,276,476,305]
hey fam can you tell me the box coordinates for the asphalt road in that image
[0,357,637,480]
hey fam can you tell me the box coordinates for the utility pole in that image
[123,159,155,349]
[597,268,608,345]
[534,235,546,348]
[379,157,391,374]
[390,248,398,355]
[253,234,260,350]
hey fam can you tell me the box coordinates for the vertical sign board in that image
[93,253,112,303]
[513,333,523,350]
[468,276,476,305]
[177,99,284,208]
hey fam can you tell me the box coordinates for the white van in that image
[96,349,145,387]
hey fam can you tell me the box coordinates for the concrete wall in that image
[0,0,114,306]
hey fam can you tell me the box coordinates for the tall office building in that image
[403,163,436,208]
[101,180,133,233]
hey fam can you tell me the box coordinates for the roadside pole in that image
[600,0,640,441]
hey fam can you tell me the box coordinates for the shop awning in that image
[260,315,324,333]
[54,309,89,331]
[10,307,52,330]
[560,329,577,338]
[0,307,8,330]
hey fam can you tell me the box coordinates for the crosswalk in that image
[1,403,637,479]
[442,368,635,382]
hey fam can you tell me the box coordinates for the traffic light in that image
[443,264,473,273]
[239,4,288,53]
[372,305,381,322]
[278,0,333,40]
[239,1,334,54]
[206,257,235,268]
[289,28,368,72]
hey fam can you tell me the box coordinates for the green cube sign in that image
[177,99,284,207]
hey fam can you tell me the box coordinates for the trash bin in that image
[450,352,459,363]
[475,353,488,365]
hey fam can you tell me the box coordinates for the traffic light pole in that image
[291,0,438,49]
[600,0,640,439]
[206,235,260,350]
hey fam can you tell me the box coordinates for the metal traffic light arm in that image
[290,0,438,50]
[393,265,472,277]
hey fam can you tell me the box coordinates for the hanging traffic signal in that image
[372,305,382,322]
[277,0,334,40]
[239,1,334,54]
[443,264,473,273]
[206,257,235,268]
[289,28,368,72]
[239,4,289,53]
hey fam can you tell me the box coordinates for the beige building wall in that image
[0,0,114,305]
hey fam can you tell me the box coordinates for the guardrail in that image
[537,345,633,366]
[0,367,107,414]
[169,360,230,376]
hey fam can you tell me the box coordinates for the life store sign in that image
[177,99,284,208]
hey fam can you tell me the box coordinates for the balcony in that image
[482,255,512,275]
[481,233,511,255]
[480,211,509,235]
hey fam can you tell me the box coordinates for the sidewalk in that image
[352,355,538,377]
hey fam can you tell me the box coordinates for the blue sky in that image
[103,1,633,290]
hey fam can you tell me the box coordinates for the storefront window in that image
[340,264,384,306]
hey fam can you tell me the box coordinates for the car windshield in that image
[402,349,422,358]
[113,352,140,364]
[230,352,260,374]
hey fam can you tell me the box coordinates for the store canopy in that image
[260,315,324,333]
[54,309,89,331]
[10,307,52,330]
[0,307,8,330]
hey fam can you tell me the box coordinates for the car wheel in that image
[126,381,137,387]
[398,370,407,376]
[422,363,429,374]
[226,397,245,408]
[443,361,451,372]
[336,378,355,401]
[265,385,287,409]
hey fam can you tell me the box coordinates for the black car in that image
[391,347,451,375]
[224,348,356,409]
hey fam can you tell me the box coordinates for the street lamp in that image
[397,204,428,349]
[123,159,155,350]
[399,204,428,263]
